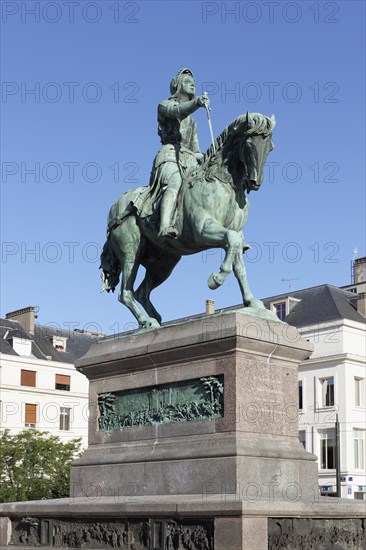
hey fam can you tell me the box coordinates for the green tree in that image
[0,429,82,503]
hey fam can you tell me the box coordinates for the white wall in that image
[0,354,89,447]
[298,320,366,499]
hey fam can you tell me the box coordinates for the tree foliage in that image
[0,429,82,503]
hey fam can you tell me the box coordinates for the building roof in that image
[0,318,99,363]
[155,284,365,331]
[262,284,365,327]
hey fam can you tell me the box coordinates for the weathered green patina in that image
[100,68,276,328]
[98,376,224,431]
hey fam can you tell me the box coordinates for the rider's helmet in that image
[170,68,195,96]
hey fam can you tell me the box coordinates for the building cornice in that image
[300,352,366,368]
[299,318,365,333]
[0,384,88,399]
[0,352,79,371]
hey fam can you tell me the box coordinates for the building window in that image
[320,377,335,407]
[55,374,71,391]
[21,369,36,387]
[354,430,365,469]
[25,403,37,427]
[319,429,336,469]
[298,381,303,410]
[52,335,67,351]
[299,430,306,449]
[59,407,71,431]
[354,378,365,407]
[275,302,286,321]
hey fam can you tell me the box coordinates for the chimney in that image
[356,293,366,317]
[353,256,366,284]
[205,299,215,315]
[6,306,36,334]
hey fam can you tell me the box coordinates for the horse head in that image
[233,112,275,192]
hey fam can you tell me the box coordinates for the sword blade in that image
[203,92,216,154]
[205,107,216,154]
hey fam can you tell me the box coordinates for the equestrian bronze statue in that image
[100,68,276,328]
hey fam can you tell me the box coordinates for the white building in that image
[263,258,366,500]
[0,307,100,447]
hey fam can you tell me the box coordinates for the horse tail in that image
[100,236,121,293]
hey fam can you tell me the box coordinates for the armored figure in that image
[101,65,276,327]
[151,68,210,238]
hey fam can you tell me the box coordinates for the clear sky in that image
[1,0,365,335]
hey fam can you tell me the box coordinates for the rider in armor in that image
[151,68,210,238]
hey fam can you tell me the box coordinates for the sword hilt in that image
[203,91,211,112]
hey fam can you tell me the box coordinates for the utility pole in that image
[335,414,341,497]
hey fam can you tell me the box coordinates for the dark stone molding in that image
[268,517,365,550]
[10,517,214,549]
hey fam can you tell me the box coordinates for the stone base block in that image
[0,517,12,546]
[215,516,268,550]
[0,495,365,549]
[71,450,318,502]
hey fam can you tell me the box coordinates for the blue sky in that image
[1,0,365,334]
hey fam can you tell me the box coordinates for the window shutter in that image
[21,370,36,387]
[55,374,70,385]
[25,403,37,424]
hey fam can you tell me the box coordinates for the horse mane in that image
[202,112,273,164]
[244,112,274,137]
[186,112,274,189]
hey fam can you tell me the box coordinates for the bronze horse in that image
[100,112,275,328]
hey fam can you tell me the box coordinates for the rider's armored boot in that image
[158,189,179,238]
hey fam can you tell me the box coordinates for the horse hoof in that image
[148,318,161,328]
[246,298,266,310]
[208,272,222,290]
[139,317,161,329]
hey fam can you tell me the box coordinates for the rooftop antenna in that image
[281,277,300,291]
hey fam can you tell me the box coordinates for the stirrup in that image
[158,225,178,239]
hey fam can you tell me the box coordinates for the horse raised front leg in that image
[200,219,241,289]
[200,219,265,309]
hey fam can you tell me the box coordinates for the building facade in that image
[263,258,366,500]
[0,307,100,447]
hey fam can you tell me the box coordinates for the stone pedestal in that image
[1,311,365,549]
[71,310,318,503]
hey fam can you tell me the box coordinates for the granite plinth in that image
[70,311,318,501]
